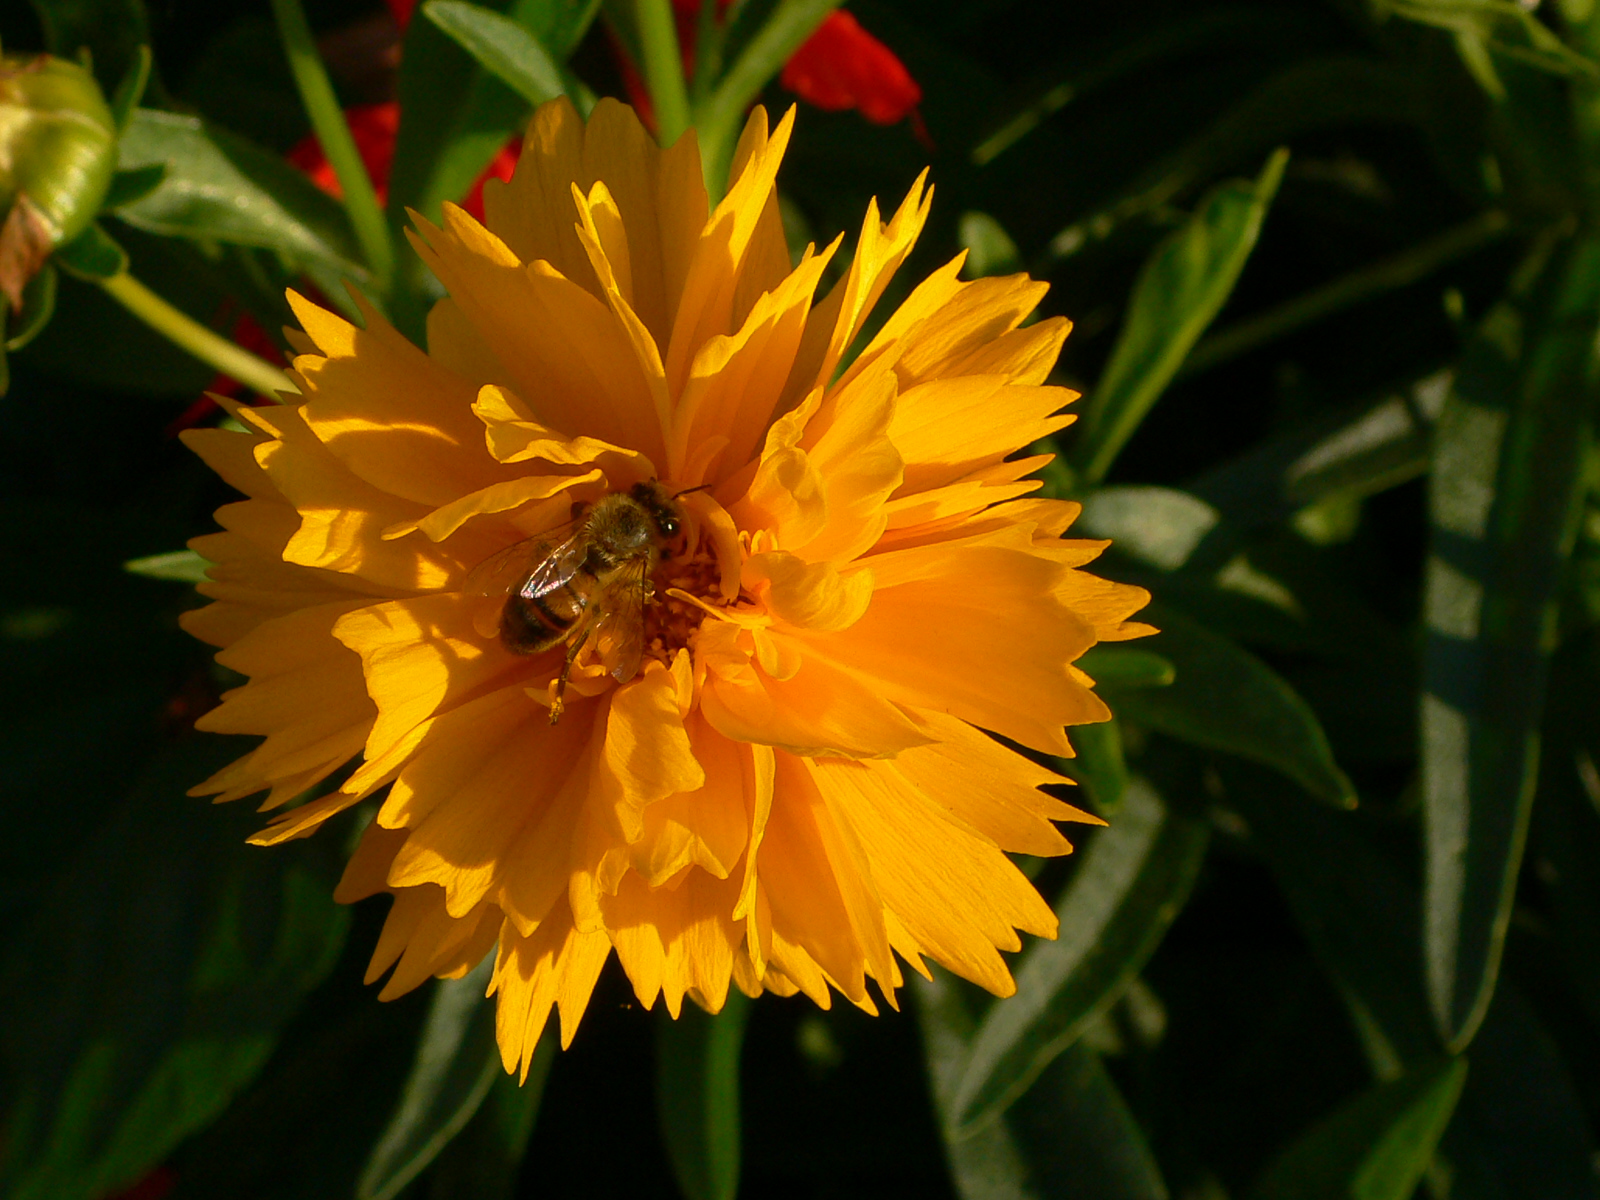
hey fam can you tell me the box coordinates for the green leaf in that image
[423,0,579,108]
[1079,485,1222,571]
[1421,236,1598,1052]
[694,0,844,190]
[1116,603,1356,807]
[113,108,366,279]
[422,1065,550,1200]
[1077,645,1176,690]
[957,211,1022,278]
[1190,371,1452,528]
[1074,148,1286,483]
[1378,0,1597,84]
[656,991,751,1200]
[1045,56,1421,266]
[356,959,549,1200]
[389,0,598,223]
[1227,763,1600,1200]
[108,44,151,132]
[53,222,128,280]
[1253,1059,1468,1200]
[1061,718,1130,815]
[5,263,57,353]
[388,0,598,333]
[102,163,168,211]
[916,971,1169,1200]
[948,779,1208,1134]
[0,737,350,1200]
[123,549,209,583]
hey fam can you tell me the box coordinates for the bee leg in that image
[549,625,593,725]
[643,579,658,606]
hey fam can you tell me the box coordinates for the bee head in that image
[630,480,683,541]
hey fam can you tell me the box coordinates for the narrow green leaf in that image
[123,549,209,583]
[1077,646,1176,690]
[113,109,366,279]
[916,971,1169,1200]
[1116,604,1356,807]
[1253,1059,1468,1200]
[422,1064,551,1200]
[1045,57,1420,267]
[423,0,576,108]
[1190,371,1452,528]
[948,780,1208,1134]
[1380,0,1597,81]
[0,738,350,1200]
[390,0,598,223]
[656,990,751,1200]
[1061,718,1130,815]
[388,0,598,333]
[695,0,843,191]
[5,263,57,353]
[53,222,128,281]
[1228,763,1600,1200]
[1422,236,1598,1052]
[356,958,549,1200]
[1075,149,1286,483]
[107,44,151,132]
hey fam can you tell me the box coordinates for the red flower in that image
[779,10,921,125]
[285,101,520,222]
[622,3,921,130]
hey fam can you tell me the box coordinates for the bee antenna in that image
[673,484,714,499]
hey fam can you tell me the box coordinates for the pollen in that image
[644,554,728,662]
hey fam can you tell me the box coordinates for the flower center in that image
[644,554,726,664]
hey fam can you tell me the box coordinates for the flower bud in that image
[0,54,116,311]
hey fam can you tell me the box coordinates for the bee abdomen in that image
[501,586,586,654]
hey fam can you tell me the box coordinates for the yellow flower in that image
[182,98,1153,1078]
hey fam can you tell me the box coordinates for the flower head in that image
[183,98,1151,1076]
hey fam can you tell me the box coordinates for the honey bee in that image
[464,480,686,723]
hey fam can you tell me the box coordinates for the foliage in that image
[3,0,1600,1196]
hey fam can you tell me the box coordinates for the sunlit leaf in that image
[113,109,366,279]
[1074,149,1285,483]
[422,0,587,110]
[1421,237,1598,1052]
[123,549,209,583]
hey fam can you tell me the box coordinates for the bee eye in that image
[660,516,680,537]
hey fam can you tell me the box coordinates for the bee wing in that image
[522,533,593,600]
[596,558,650,684]
[459,517,584,600]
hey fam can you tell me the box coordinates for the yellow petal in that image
[287,290,522,507]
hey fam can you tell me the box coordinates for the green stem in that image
[690,0,725,107]
[99,273,294,399]
[637,0,693,148]
[271,0,395,290]
[694,0,840,195]
[1182,209,1513,378]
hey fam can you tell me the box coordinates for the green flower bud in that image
[0,54,116,311]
